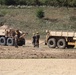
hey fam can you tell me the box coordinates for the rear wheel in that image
[0,37,6,46]
[47,38,56,48]
[18,38,25,46]
[7,38,14,46]
[57,38,66,49]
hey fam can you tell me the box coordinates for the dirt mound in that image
[0,40,76,59]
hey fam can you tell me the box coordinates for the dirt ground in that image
[0,59,76,75]
[0,40,76,75]
[0,40,76,59]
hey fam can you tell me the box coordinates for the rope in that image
[39,41,45,45]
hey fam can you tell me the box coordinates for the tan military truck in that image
[0,28,25,46]
[45,30,76,49]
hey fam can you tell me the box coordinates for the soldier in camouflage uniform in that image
[32,33,36,47]
[35,32,40,48]
[14,30,18,48]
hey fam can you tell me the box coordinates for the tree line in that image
[0,0,76,7]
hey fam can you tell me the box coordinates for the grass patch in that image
[0,7,76,39]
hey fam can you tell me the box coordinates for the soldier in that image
[9,28,12,37]
[11,29,16,38]
[5,29,8,45]
[45,30,50,45]
[36,32,40,48]
[16,29,21,39]
[14,30,18,48]
[18,32,26,46]
[32,33,36,47]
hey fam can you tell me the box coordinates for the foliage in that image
[0,0,76,7]
[36,8,44,19]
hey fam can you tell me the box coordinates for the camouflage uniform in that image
[5,29,8,45]
[14,31,18,48]
[36,32,40,47]
[32,33,36,47]
[45,30,50,45]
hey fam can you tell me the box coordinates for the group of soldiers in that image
[5,28,23,48]
[32,32,40,48]
[5,28,40,48]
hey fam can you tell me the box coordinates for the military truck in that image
[45,30,76,49]
[0,28,25,46]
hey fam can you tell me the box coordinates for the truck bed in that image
[49,31,76,37]
[0,29,5,36]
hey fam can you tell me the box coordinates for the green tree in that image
[26,0,40,6]
[0,0,5,5]
[16,0,26,5]
[0,0,76,7]
[5,0,16,5]
[73,0,76,6]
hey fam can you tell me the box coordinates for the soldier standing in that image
[16,29,20,39]
[45,30,50,45]
[5,29,8,45]
[36,32,40,48]
[14,30,18,48]
[32,33,36,47]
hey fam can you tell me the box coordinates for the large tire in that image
[47,38,56,48]
[57,38,66,49]
[0,37,6,46]
[7,38,14,46]
[18,38,25,46]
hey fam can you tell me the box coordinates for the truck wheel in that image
[0,37,6,45]
[18,38,25,46]
[57,38,66,49]
[7,38,14,46]
[47,38,56,48]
